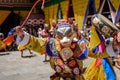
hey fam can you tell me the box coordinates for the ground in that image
[0,50,119,80]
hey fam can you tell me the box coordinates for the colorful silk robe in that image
[83,44,117,80]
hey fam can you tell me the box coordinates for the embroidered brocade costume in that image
[17,32,88,80]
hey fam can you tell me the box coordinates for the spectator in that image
[39,23,50,62]
[37,28,42,38]
[50,20,57,38]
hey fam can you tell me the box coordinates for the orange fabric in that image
[3,35,14,46]
[94,58,102,67]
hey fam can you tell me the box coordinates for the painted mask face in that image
[101,25,112,36]
[56,23,77,47]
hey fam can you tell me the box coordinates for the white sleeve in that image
[18,32,30,46]
[15,36,21,45]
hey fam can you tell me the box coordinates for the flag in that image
[115,6,120,24]
[89,25,105,54]
[89,25,101,50]
[108,0,116,24]
[82,0,97,30]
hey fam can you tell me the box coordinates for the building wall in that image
[0,0,30,3]
[43,0,120,29]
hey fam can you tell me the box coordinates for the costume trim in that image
[46,38,59,57]
[19,32,30,46]
[78,48,88,60]
[77,39,88,60]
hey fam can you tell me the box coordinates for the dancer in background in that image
[15,27,33,58]
[83,14,117,80]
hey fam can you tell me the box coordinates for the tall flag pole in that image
[115,6,120,24]
[98,0,105,14]
[108,0,116,24]
[41,0,45,10]
[56,3,63,22]
[21,0,41,28]
[82,0,96,30]
[82,0,90,30]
